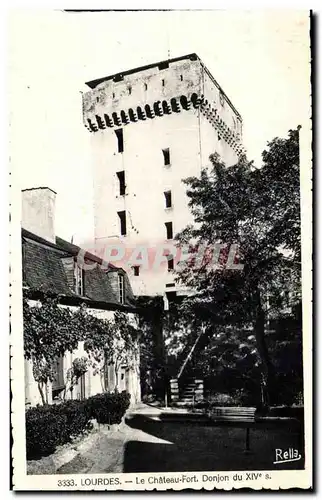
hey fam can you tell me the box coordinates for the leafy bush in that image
[26,405,69,460]
[26,391,131,460]
[87,390,130,425]
[57,400,92,441]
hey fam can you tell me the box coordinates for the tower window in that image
[162,148,170,166]
[128,86,132,95]
[115,129,124,153]
[167,255,174,271]
[118,211,127,236]
[165,221,173,240]
[132,266,140,277]
[144,83,148,90]
[118,274,125,304]
[116,171,126,196]
[162,79,165,87]
[112,92,115,98]
[164,191,172,208]
[180,74,183,81]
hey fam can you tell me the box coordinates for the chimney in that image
[21,187,57,243]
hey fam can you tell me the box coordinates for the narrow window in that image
[162,148,170,166]
[112,92,115,98]
[128,86,132,95]
[115,128,124,153]
[52,355,64,392]
[165,221,173,240]
[116,171,126,195]
[118,274,125,304]
[132,266,140,277]
[164,191,172,208]
[73,263,84,296]
[180,74,183,81]
[167,255,174,271]
[144,83,148,90]
[118,210,127,236]
[162,79,165,87]
[80,373,86,400]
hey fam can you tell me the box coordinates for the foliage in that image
[63,357,91,400]
[174,129,302,405]
[25,400,91,460]
[135,296,166,399]
[87,390,131,425]
[26,391,130,460]
[23,293,139,403]
[24,295,83,404]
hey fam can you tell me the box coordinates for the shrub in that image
[26,400,92,460]
[26,391,131,460]
[26,405,68,460]
[57,400,93,441]
[87,390,131,425]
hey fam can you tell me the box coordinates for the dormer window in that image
[74,263,84,296]
[119,274,125,304]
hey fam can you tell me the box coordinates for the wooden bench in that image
[208,407,302,452]
[207,407,256,452]
[209,407,256,423]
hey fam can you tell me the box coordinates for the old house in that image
[22,187,141,407]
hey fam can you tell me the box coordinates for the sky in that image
[9,10,311,244]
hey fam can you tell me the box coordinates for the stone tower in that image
[82,53,244,299]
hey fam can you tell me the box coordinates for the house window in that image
[164,190,172,208]
[132,266,140,276]
[52,355,65,398]
[117,171,126,195]
[119,274,125,304]
[118,211,127,236]
[162,148,170,166]
[74,263,84,296]
[115,128,124,153]
[165,221,173,240]
[80,373,86,400]
[167,255,174,271]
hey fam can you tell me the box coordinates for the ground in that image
[28,406,304,475]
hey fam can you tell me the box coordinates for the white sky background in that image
[9,10,311,244]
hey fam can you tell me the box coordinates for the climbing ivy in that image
[23,292,139,404]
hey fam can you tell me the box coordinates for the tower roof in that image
[85,53,199,89]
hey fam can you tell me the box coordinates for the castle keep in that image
[82,53,244,298]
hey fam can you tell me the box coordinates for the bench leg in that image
[245,427,250,452]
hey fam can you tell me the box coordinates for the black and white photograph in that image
[9,8,312,491]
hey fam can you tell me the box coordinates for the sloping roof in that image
[23,239,73,296]
[84,266,119,304]
[22,228,135,310]
[55,235,119,270]
[85,53,199,89]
